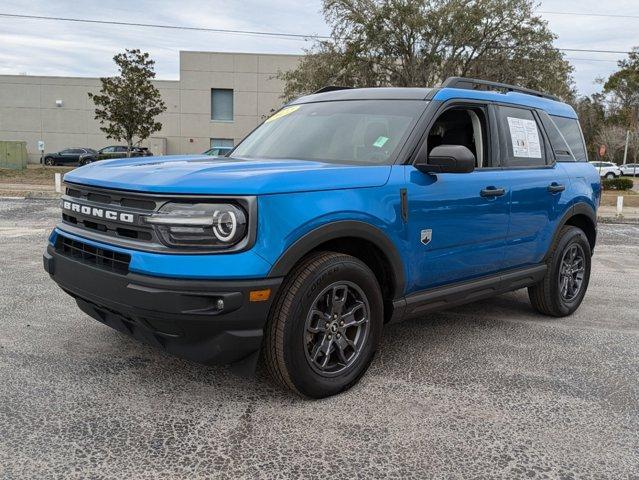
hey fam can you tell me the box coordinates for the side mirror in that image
[414,145,476,174]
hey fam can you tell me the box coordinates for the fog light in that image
[216,299,225,310]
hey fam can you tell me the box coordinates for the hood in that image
[63,155,392,195]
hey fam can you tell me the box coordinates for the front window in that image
[231,100,426,165]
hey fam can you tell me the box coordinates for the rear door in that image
[496,105,570,269]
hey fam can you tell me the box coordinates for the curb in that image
[597,216,639,225]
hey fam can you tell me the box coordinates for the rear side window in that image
[551,115,588,162]
[497,106,546,167]
[537,111,575,162]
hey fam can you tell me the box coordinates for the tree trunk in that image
[127,138,132,158]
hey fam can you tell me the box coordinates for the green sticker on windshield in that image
[373,136,389,148]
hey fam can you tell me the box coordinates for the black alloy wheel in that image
[558,243,586,302]
[304,281,371,376]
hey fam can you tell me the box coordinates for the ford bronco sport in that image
[44,77,600,398]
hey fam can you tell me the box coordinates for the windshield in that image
[231,100,426,165]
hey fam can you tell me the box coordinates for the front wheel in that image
[44,157,55,166]
[79,158,93,166]
[528,226,591,317]
[264,252,383,398]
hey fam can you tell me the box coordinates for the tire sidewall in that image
[44,157,54,166]
[548,228,591,315]
[282,257,383,398]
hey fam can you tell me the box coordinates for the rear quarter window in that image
[551,115,588,162]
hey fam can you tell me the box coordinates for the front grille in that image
[61,184,159,244]
[55,236,131,274]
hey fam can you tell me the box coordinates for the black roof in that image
[290,77,559,104]
[291,87,433,104]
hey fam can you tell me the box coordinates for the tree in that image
[279,0,574,101]
[595,125,627,162]
[602,47,639,129]
[89,49,166,156]
[572,94,605,159]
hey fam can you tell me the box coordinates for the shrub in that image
[602,177,634,191]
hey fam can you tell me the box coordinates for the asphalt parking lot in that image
[1,199,637,479]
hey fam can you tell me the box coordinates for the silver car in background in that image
[620,163,639,176]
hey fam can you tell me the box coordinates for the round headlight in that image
[213,209,237,242]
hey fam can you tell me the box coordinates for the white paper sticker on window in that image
[507,117,542,158]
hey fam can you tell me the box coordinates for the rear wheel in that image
[605,172,616,179]
[264,252,383,398]
[528,226,591,317]
[80,158,93,166]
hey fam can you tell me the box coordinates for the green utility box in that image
[0,141,28,170]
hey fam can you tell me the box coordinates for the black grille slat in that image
[55,236,130,274]
[120,198,156,210]
[64,186,159,212]
[87,192,112,204]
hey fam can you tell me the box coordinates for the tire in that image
[528,226,591,317]
[44,157,55,166]
[264,251,383,398]
[605,172,615,179]
[80,158,93,166]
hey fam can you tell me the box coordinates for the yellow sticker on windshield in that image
[265,105,300,123]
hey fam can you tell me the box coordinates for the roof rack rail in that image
[440,77,560,102]
[313,85,353,94]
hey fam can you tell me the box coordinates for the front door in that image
[403,103,509,292]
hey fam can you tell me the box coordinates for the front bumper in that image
[44,243,282,365]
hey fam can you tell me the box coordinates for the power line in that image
[539,10,639,20]
[555,48,630,55]
[566,57,621,63]
[0,12,634,56]
[0,13,331,41]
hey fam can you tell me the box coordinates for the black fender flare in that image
[546,202,597,258]
[267,220,406,298]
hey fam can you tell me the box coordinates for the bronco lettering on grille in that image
[62,200,135,223]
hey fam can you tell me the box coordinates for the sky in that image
[0,0,638,96]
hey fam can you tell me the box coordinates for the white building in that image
[0,51,301,163]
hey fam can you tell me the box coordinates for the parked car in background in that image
[589,161,622,179]
[43,148,96,166]
[78,146,152,165]
[620,163,639,176]
[203,146,233,157]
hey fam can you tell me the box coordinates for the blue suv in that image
[44,77,600,398]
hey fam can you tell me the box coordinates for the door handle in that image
[547,183,565,193]
[480,187,506,197]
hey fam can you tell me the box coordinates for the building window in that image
[211,138,234,148]
[211,89,233,121]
